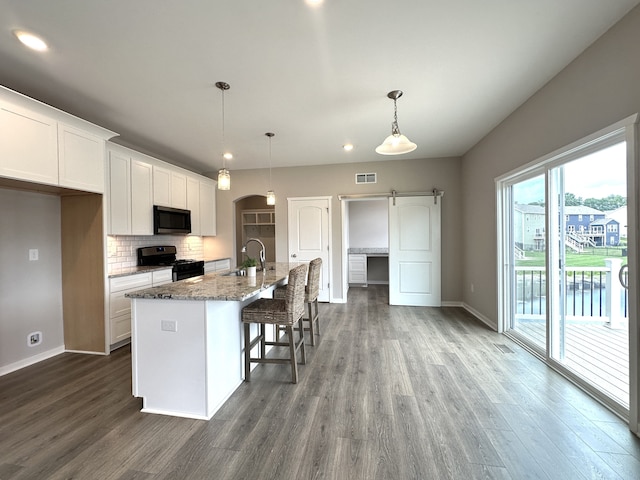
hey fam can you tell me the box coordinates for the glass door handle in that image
[619,264,629,289]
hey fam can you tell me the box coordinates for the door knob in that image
[291,254,297,258]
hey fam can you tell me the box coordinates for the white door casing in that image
[389,196,441,306]
[287,197,331,302]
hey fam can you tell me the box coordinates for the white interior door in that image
[389,196,441,306]
[288,197,331,302]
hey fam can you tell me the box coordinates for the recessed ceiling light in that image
[223,152,233,160]
[343,144,354,152]
[306,0,324,7]
[13,30,48,51]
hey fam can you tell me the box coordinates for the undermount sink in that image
[221,269,246,277]
[220,266,274,277]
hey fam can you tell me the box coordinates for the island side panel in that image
[131,298,208,419]
[204,299,246,416]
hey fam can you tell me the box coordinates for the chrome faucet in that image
[241,237,266,272]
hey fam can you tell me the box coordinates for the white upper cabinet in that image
[152,165,171,207]
[109,142,216,236]
[107,149,132,235]
[130,158,153,235]
[171,171,187,209]
[187,176,201,236]
[153,165,187,209]
[107,145,153,235]
[0,101,58,185]
[58,123,105,193]
[0,86,116,191]
[200,179,217,236]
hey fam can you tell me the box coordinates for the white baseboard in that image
[441,300,463,307]
[461,302,497,331]
[65,349,108,356]
[0,346,65,377]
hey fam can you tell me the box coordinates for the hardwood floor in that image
[1,286,640,479]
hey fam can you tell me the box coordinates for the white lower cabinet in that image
[152,269,173,285]
[109,270,172,346]
[348,254,367,286]
[204,258,232,274]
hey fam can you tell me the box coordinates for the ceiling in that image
[1,1,638,176]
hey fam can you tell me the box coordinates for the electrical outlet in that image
[29,249,39,261]
[161,320,177,332]
[28,331,42,346]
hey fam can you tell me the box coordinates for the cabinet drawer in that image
[349,261,366,273]
[109,273,153,293]
[152,269,173,285]
[204,261,216,274]
[110,290,135,318]
[349,273,367,283]
[110,314,131,344]
[215,259,231,271]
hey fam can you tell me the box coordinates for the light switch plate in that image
[29,249,39,261]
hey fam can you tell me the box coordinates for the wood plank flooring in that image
[1,285,640,479]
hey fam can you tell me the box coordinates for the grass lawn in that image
[517,248,628,268]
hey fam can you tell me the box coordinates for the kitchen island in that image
[126,263,296,420]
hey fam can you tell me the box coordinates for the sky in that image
[514,142,626,204]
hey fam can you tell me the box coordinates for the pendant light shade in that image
[265,132,275,205]
[266,190,276,205]
[217,168,231,190]
[215,81,232,190]
[375,90,417,155]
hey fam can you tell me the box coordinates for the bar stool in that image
[241,264,308,383]
[274,258,322,346]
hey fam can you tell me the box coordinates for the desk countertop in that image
[348,248,389,255]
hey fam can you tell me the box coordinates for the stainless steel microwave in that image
[153,205,191,234]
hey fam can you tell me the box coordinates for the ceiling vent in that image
[355,172,377,184]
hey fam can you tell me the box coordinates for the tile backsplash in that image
[107,235,204,272]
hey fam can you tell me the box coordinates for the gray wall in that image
[348,199,388,249]
[461,5,640,326]
[0,188,64,371]
[205,156,462,302]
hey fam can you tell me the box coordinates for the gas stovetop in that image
[137,246,202,268]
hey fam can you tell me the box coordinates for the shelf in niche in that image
[242,209,275,226]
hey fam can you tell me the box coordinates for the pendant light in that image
[215,81,232,190]
[265,132,276,205]
[375,90,417,155]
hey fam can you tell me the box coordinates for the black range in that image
[137,245,204,281]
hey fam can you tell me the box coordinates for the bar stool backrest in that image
[307,258,322,302]
[286,264,308,323]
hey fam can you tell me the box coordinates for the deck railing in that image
[515,260,628,326]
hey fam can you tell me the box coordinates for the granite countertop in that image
[108,257,231,278]
[348,248,389,254]
[125,262,300,302]
[108,264,172,278]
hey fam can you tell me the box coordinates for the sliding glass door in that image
[510,174,547,352]
[548,144,629,405]
[500,134,630,412]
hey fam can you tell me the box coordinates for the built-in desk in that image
[348,248,389,286]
